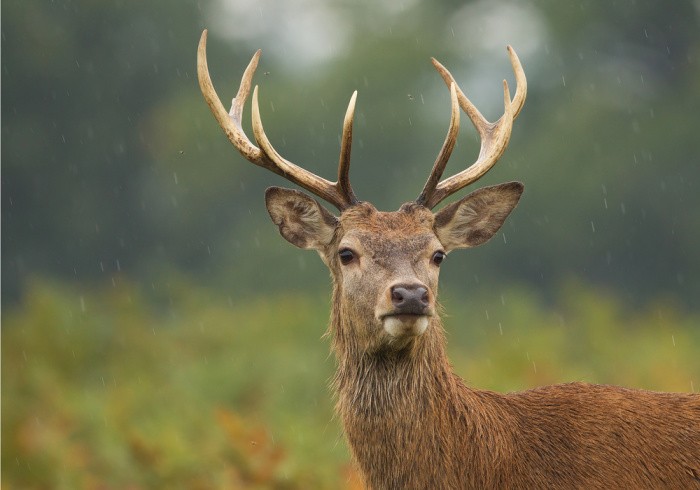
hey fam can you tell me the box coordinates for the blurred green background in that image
[3,0,699,488]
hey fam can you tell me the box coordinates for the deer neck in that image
[330,293,461,420]
[328,295,515,488]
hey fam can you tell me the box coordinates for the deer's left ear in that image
[433,182,523,252]
[265,187,338,250]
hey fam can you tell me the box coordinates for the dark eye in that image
[432,250,446,266]
[338,248,355,265]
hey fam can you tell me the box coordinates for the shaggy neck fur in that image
[329,286,515,489]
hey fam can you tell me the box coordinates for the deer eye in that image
[338,248,355,265]
[432,250,446,266]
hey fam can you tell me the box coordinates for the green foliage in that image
[443,281,700,393]
[3,278,698,488]
[3,278,350,488]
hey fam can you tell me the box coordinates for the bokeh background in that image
[3,0,699,488]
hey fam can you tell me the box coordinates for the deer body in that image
[342,356,700,488]
[197,30,700,488]
[336,309,700,489]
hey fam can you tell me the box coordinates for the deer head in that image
[197,30,526,355]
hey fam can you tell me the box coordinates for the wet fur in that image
[332,310,700,488]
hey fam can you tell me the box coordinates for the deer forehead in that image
[337,204,441,262]
[338,202,435,234]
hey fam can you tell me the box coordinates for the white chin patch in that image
[383,316,429,338]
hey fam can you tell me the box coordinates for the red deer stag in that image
[197,30,700,489]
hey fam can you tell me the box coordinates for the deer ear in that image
[433,182,523,252]
[265,187,338,250]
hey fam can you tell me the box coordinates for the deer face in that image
[330,201,442,350]
[266,182,523,352]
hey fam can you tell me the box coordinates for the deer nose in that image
[390,284,430,315]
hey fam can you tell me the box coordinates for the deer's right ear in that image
[265,187,338,250]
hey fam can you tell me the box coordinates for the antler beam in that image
[417,46,527,209]
[197,29,358,210]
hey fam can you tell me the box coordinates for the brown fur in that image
[333,315,700,488]
[265,187,700,489]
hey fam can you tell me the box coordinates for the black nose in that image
[390,284,430,315]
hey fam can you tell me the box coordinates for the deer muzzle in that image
[380,283,433,339]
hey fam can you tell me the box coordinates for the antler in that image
[197,29,359,210]
[416,46,527,209]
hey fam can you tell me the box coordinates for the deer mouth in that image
[383,312,430,321]
[380,303,435,321]
[382,314,430,338]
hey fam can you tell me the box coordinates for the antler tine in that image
[419,47,526,209]
[507,45,527,119]
[338,91,359,205]
[198,30,263,165]
[197,29,357,211]
[416,83,460,206]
